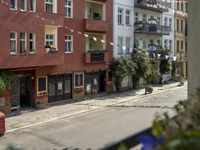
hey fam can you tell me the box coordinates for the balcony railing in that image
[134,0,169,12]
[134,22,170,35]
[84,50,108,63]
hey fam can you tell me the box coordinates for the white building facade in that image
[113,0,134,89]
[162,2,175,57]
[113,0,134,58]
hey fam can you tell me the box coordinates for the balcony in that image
[0,52,64,69]
[84,0,107,32]
[84,51,108,63]
[135,21,170,35]
[134,0,169,12]
[84,19,108,32]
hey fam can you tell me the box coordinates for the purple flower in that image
[137,133,164,150]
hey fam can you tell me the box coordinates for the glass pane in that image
[49,81,55,96]
[64,80,71,94]
[57,81,63,95]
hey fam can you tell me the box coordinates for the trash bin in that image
[0,112,5,136]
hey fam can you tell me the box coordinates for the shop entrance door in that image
[48,74,72,103]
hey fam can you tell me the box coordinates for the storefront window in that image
[74,73,84,88]
[37,76,47,95]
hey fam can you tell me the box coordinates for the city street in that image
[0,85,187,150]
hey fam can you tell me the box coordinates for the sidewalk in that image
[5,82,185,133]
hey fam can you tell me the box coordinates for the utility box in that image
[0,112,5,136]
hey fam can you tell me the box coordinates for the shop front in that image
[84,71,106,95]
[48,74,72,103]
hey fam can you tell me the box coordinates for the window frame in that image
[20,32,27,54]
[117,36,123,54]
[30,0,36,12]
[10,0,17,10]
[64,0,73,18]
[177,40,180,53]
[135,12,138,23]
[125,9,131,26]
[45,0,54,13]
[29,33,36,54]
[20,0,27,11]
[118,8,124,25]
[45,34,55,47]
[37,76,48,96]
[10,32,17,55]
[74,72,84,88]
[65,35,73,53]
[125,37,131,53]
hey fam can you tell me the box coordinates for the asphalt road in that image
[0,86,187,150]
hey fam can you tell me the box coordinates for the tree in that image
[131,49,154,88]
[0,71,11,93]
[112,57,136,91]
[159,59,172,75]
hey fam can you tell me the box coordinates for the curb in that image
[6,84,186,133]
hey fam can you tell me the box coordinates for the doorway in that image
[99,71,106,92]
[10,74,33,109]
[48,74,72,103]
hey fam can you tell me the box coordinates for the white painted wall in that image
[113,0,134,58]
[162,2,175,57]
[134,7,162,49]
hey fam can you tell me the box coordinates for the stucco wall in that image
[188,0,200,95]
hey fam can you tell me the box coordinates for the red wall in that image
[0,0,113,71]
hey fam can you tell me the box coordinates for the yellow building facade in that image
[174,0,188,78]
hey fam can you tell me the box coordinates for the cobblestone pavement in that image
[0,83,187,150]
[5,82,186,132]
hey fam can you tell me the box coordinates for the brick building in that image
[0,0,113,113]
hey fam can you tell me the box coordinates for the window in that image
[10,32,17,54]
[143,41,147,49]
[10,0,17,10]
[185,41,187,53]
[20,32,26,54]
[45,34,55,47]
[74,73,84,88]
[125,37,131,53]
[20,0,27,11]
[164,39,168,50]
[37,76,47,96]
[65,35,73,53]
[181,41,184,49]
[45,0,53,13]
[30,0,36,12]
[125,10,130,25]
[142,14,146,22]
[177,1,180,11]
[169,18,172,30]
[29,33,36,53]
[108,71,113,82]
[177,41,180,53]
[118,37,123,54]
[181,20,183,32]
[135,12,138,23]
[164,17,168,26]
[65,0,73,18]
[169,40,172,51]
[157,17,160,25]
[181,2,184,11]
[157,40,161,48]
[118,8,123,25]
[177,19,179,32]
